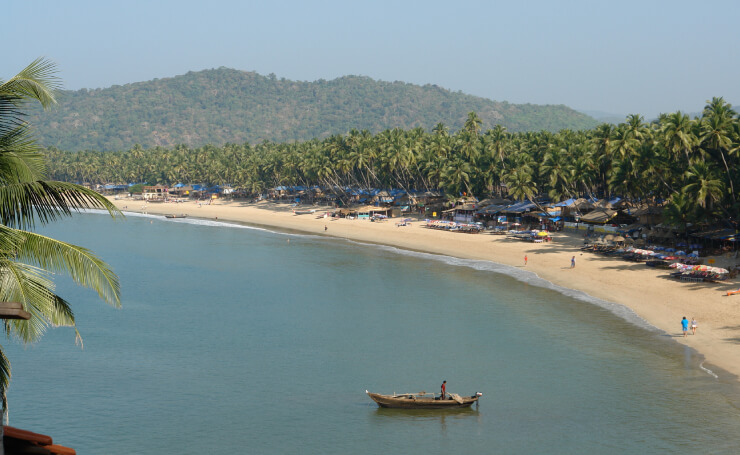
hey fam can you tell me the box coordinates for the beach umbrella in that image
[675,250,686,256]
[714,268,729,274]
[669,263,685,268]
[665,248,675,252]
[614,235,625,242]
[664,256,678,260]
[605,234,615,241]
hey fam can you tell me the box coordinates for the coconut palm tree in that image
[699,97,737,206]
[683,162,725,215]
[0,59,121,422]
[660,111,698,163]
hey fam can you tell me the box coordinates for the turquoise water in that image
[5,213,740,454]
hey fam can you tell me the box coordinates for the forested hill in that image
[30,68,599,151]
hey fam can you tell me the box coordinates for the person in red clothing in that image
[440,380,447,399]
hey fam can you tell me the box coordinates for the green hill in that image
[29,68,599,151]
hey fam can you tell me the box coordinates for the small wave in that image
[109,209,331,239]
[700,362,719,379]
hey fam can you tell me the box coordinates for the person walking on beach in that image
[324,225,328,231]
[681,316,689,337]
[524,255,528,266]
[691,317,697,335]
[571,256,576,268]
[440,380,447,400]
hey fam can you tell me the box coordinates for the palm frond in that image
[10,229,120,307]
[0,127,46,182]
[0,57,59,138]
[0,181,122,229]
[0,57,60,109]
[0,260,57,342]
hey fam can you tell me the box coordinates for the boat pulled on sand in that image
[165,214,188,219]
[366,390,482,409]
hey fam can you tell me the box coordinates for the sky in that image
[5,0,740,119]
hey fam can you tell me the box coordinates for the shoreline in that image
[109,197,740,382]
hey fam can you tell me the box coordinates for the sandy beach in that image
[109,197,740,382]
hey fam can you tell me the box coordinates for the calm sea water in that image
[5,212,740,454]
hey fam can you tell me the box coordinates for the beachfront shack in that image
[97,184,129,195]
[579,208,618,224]
[334,206,391,219]
[356,205,391,219]
[442,203,478,223]
[142,185,169,202]
[169,184,194,199]
[500,200,539,227]
[626,205,663,226]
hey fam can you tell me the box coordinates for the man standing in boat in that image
[440,380,447,399]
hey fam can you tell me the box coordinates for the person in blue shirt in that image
[681,317,689,337]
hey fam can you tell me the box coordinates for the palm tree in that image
[483,125,510,169]
[683,162,725,214]
[699,97,737,206]
[505,168,537,202]
[464,112,483,136]
[660,111,698,163]
[0,59,122,423]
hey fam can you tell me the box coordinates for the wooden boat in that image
[165,214,188,219]
[366,390,482,409]
[293,209,316,215]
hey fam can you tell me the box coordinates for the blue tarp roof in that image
[503,201,537,213]
[551,198,576,207]
[537,210,562,217]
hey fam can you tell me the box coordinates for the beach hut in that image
[443,203,478,223]
[350,205,391,219]
[628,205,664,225]
[579,208,617,224]
[142,184,169,201]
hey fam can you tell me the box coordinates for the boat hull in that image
[366,392,479,409]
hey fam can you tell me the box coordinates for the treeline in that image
[45,101,740,226]
[28,68,598,151]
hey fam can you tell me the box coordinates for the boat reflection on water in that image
[370,406,481,435]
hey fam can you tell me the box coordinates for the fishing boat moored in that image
[366,390,482,409]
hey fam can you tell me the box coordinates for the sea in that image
[4,212,740,454]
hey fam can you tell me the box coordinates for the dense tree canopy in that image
[28,68,599,151]
[47,101,739,226]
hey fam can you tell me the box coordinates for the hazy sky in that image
[6,0,739,119]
